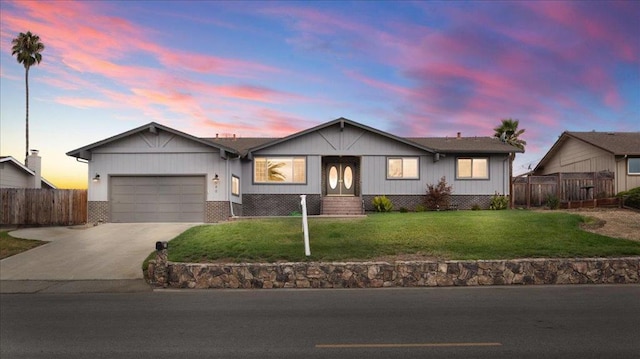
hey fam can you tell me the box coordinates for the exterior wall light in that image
[92,173,101,182]
[213,173,220,185]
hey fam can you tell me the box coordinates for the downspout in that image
[503,155,510,201]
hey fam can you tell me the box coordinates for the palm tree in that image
[11,31,45,163]
[493,118,526,208]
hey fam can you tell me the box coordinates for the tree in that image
[493,118,526,208]
[11,31,45,163]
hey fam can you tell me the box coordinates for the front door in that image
[326,163,355,196]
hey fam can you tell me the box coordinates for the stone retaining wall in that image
[148,257,639,289]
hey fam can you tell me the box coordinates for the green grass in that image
[145,211,640,266]
[0,230,47,259]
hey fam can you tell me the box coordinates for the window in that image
[629,158,640,175]
[457,158,488,179]
[254,157,306,183]
[231,175,240,196]
[387,157,419,179]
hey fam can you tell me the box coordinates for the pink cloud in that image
[55,97,110,109]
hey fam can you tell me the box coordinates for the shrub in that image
[414,204,426,212]
[425,176,453,210]
[489,194,509,210]
[399,207,408,213]
[545,194,560,210]
[471,204,482,211]
[372,196,394,212]
[617,187,640,210]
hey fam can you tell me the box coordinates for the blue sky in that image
[1,1,638,188]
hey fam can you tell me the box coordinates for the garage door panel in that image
[110,176,205,223]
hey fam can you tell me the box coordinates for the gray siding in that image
[362,154,510,196]
[253,123,426,156]
[539,137,615,174]
[0,164,31,188]
[87,128,227,202]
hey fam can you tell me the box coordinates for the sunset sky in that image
[1,1,638,189]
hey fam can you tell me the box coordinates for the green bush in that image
[372,196,394,212]
[471,204,482,211]
[545,194,560,210]
[489,194,509,210]
[414,204,426,212]
[399,207,408,213]
[617,187,640,210]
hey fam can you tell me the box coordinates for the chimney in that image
[456,132,461,139]
[26,149,42,189]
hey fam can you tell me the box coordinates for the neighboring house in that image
[0,152,56,189]
[533,131,640,194]
[66,118,521,223]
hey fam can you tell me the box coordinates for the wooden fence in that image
[513,171,616,208]
[0,189,87,226]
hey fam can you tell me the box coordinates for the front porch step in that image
[322,197,363,215]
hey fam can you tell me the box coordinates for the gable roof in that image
[236,118,439,156]
[66,122,240,160]
[205,118,522,156]
[203,137,276,156]
[0,156,57,189]
[534,131,640,172]
[563,132,640,155]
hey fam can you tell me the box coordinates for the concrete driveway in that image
[0,223,198,281]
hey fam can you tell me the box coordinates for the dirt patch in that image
[559,208,640,241]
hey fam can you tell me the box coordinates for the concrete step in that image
[322,197,363,215]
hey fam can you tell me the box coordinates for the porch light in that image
[92,173,100,182]
[212,174,220,185]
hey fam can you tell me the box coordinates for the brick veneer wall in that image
[243,194,321,216]
[88,201,109,223]
[231,202,243,217]
[362,195,494,211]
[206,201,230,223]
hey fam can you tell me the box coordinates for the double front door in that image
[326,163,355,196]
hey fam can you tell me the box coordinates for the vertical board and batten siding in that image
[361,154,509,195]
[87,129,227,201]
[538,137,615,175]
[1,189,87,225]
[243,123,427,195]
[617,157,640,193]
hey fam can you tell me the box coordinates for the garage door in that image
[110,176,205,222]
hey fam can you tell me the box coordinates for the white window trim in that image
[253,156,307,184]
[456,157,489,180]
[386,157,420,180]
[628,158,640,175]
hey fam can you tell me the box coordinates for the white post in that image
[300,195,311,256]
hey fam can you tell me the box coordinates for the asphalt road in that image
[1,285,639,358]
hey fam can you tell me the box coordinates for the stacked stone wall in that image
[148,257,639,289]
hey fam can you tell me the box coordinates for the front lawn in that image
[150,211,640,265]
[0,230,47,259]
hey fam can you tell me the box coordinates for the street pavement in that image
[0,223,198,293]
[2,285,639,358]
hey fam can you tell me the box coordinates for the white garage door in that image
[110,176,205,223]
